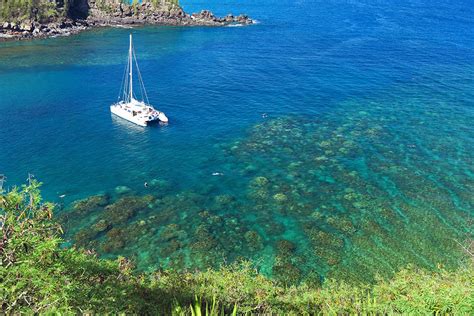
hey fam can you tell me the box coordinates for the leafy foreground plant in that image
[171,296,237,316]
[1,182,473,314]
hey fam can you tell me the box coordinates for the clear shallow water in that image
[1,0,473,283]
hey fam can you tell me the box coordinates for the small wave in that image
[226,24,244,28]
[113,24,134,29]
[51,32,71,38]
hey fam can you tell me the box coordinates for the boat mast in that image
[129,33,133,102]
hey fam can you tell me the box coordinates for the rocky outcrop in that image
[0,19,89,40]
[0,0,255,41]
[190,10,253,26]
[85,1,253,27]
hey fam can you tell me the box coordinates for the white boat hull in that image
[110,100,168,127]
[110,105,148,126]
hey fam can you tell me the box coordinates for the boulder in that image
[115,185,131,195]
[2,22,10,29]
[192,10,215,21]
[123,6,132,17]
[201,10,214,19]
[236,14,247,22]
[170,7,185,17]
[235,14,253,24]
[20,22,33,32]
[60,21,72,28]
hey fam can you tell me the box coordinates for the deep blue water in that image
[1,0,473,282]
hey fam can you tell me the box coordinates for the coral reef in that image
[61,97,473,284]
[71,194,109,215]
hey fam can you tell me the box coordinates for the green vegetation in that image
[0,0,180,23]
[131,0,138,15]
[94,0,114,14]
[0,0,64,23]
[149,0,179,6]
[1,182,473,314]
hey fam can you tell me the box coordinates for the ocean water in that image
[1,0,473,283]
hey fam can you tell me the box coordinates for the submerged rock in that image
[276,239,296,254]
[148,178,170,191]
[273,193,288,203]
[251,176,269,187]
[272,258,302,285]
[72,194,109,215]
[244,230,264,252]
[102,228,127,252]
[115,185,131,195]
[103,195,152,225]
[92,219,110,233]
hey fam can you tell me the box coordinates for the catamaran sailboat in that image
[111,34,168,126]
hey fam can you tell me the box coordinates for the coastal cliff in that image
[0,0,254,40]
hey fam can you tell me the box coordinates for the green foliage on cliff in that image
[1,182,473,314]
[148,0,179,9]
[94,0,115,14]
[0,0,180,23]
[0,0,65,23]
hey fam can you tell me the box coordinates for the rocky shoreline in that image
[0,2,254,41]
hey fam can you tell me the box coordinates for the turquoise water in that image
[1,0,473,283]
